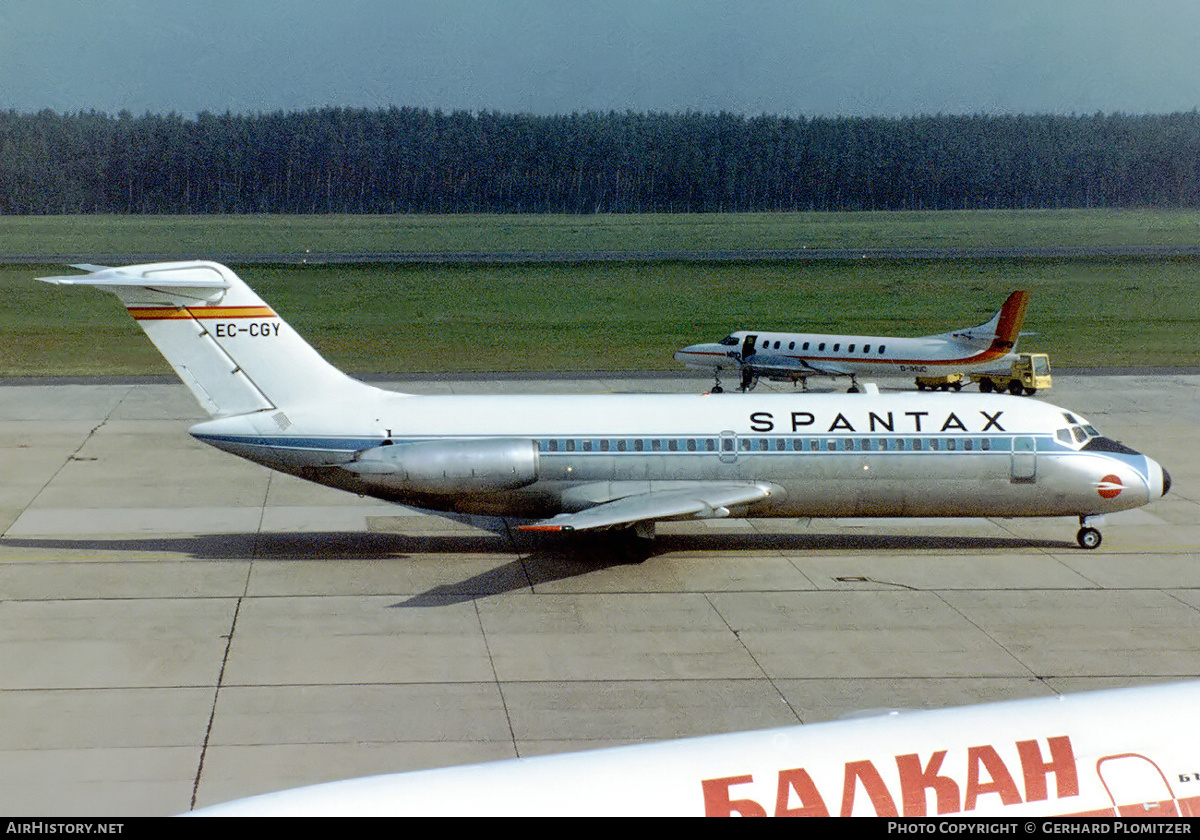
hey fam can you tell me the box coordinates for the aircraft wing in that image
[518,482,780,532]
[744,353,854,377]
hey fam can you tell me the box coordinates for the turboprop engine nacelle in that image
[342,437,539,495]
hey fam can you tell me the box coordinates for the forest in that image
[3,106,1200,215]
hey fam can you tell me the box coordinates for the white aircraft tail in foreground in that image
[40,262,1168,549]
[188,681,1200,816]
[676,290,1030,391]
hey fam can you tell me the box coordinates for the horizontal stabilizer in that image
[519,482,780,532]
[39,263,230,303]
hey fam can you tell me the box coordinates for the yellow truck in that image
[915,353,1052,395]
[968,353,1052,395]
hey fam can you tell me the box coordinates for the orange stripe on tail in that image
[989,290,1029,352]
[129,306,276,320]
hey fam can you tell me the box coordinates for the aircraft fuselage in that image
[190,391,1167,525]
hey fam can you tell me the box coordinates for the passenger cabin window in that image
[878,345,886,354]
[849,344,856,352]
[864,344,871,353]
[788,341,795,350]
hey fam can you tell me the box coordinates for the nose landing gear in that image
[1076,515,1105,549]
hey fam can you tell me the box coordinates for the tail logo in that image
[1097,475,1123,499]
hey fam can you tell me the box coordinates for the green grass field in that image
[2,211,1198,375]
[3,208,1200,257]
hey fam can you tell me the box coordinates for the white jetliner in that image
[189,681,1200,816]
[676,290,1030,392]
[40,263,1167,550]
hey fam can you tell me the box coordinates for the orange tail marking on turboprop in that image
[990,290,1030,352]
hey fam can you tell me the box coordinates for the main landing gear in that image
[1076,515,1105,549]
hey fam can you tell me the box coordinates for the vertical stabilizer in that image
[39,261,378,417]
[947,290,1030,352]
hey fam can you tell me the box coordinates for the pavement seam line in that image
[5,386,132,538]
[473,599,521,759]
[190,594,244,812]
[704,592,804,725]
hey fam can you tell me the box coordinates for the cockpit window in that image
[718,335,738,346]
[1057,424,1102,448]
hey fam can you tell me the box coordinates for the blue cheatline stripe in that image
[193,431,1088,457]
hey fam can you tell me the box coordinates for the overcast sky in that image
[4,0,1199,118]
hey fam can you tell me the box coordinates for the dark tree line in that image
[3,106,1200,214]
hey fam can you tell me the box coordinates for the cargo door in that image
[1098,753,1180,817]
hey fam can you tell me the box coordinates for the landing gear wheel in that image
[711,384,723,393]
[1077,527,1102,549]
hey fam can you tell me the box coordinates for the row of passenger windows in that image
[540,436,1004,453]
[765,339,887,354]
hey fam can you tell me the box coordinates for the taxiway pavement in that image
[0,373,1197,816]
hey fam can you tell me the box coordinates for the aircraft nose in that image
[1146,457,1171,499]
[675,344,715,364]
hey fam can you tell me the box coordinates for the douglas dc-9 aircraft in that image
[40,262,1168,550]
[190,681,1200,816]
[675,290,1029,392]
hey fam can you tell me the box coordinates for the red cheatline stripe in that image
[679,347,1012,366]
[129,306,276,320]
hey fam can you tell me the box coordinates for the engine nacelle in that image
[342,437,539,495]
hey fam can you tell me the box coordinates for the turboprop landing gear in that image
[1076,515,1105,549]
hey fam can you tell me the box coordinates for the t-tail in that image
[38,261,381,417]
[944,290,1030,353]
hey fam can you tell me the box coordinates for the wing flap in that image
[518,482,781,532]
